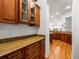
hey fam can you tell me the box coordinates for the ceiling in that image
[47,0,72,17]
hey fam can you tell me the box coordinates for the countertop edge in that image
[0,34,45,43]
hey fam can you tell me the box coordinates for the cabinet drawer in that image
[0,57,7,59]
[27,42,39,57]
[8,50,23,59]
[28,52,40,59]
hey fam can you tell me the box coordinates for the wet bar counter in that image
[0,35,45,59]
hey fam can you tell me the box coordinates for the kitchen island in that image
[50,31,72,44]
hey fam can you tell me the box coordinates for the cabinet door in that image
[29,2,40,27]
[0,0,1,21]
[20,0,30,23]
[24,47,28,59]
[1,0,19,23]
[68,34,72,44]
[60,33,65,41]
[39,39,45,59]
[35,5,40,27]
[0,57,7,59]
[7,50,23,59]
[29,52,40,59]
[27,42,39,58]
[52,33,58,40]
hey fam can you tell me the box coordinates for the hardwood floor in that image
[47,40,72,59]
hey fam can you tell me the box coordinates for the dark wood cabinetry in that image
[0,0,40,27]
[1,0,19,23]
[0,0,1,21]
[0,56,7,59]
[0,39,45,59]
[19,0,31,23]
[27,42,40,58]
[29,52,39,59]
[29,4,40,27]
[50,32,72,44]
[39,39,45,59]
[50,33,59,40]
[7,50,23,59]
[60,33,72,44]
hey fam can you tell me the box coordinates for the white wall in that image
[0,23,36,39]
[36,0,50,57]
[72,0,79,59]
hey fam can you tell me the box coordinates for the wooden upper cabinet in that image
[1,0,19,23]
[35,4,40,27]
[19,0,31,23]
[29,1,40,27]
[0,0,1,21]
[0,0,40,26]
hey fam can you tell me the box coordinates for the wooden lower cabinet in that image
[39,39,45,59]
[27,42,40,58]
[27,52,40,59]
[50,32,72,44]
[60,33,72,44]
[0,57,7,59]
[0,39,45,59]
[8,50,23,59]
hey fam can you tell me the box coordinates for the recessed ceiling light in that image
[56,12,60,15]
[66,6,71,9]
[50,16,53,18]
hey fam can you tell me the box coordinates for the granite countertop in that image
[0,35,45,57]
[50,31,72,34]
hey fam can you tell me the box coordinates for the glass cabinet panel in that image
[30,0,35,22]
[22,0,28,21]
